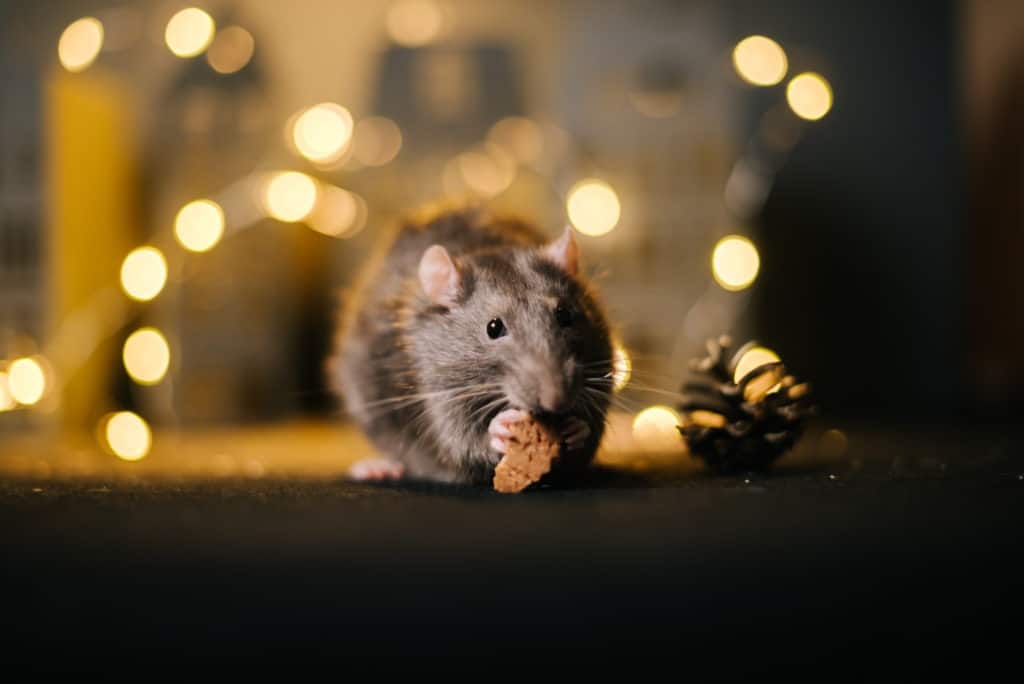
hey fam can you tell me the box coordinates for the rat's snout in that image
[536,378,567,416]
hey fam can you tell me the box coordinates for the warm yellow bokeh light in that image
[786,72,833,121]
[488,117,543,165]
[732,346,781,385]
[386,0,443,47]
[174,199,225,252]
[632,405,683,452]
[120,247,168,302]
[122,328,171,386]
[292,103,354,164]
[206,25,255,74]
[567,179,621,237]
[457,146,516,198]
[612,346,632,392]
[105,411,151,461]
[732,35,788,86]
[58,17,104,73]
[263,171,318,222]
[0,372,14,411]
[308,186,365,238]
[352,117,403,167]
[8,357,46,406]
[711,235,760,291]
[165,7,215,58]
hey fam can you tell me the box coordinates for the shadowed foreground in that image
[1,424,1022,676]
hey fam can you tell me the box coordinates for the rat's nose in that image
[535,380,568,416]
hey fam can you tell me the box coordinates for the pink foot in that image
[488,409,529,454]
[349,457,406,481]
[560,417,591,452]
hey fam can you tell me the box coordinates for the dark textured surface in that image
[1,430,1022,676]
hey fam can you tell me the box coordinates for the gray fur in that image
[329,206,614,485]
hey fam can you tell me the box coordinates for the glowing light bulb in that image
[386,0,443,47]
[263,171,318,222]
[58,17,104,73]
[291,103,353,164]
[165,7,215,58]
[206,25,254,74]
[711,235,760,291]
[122,328,171,386]
[0,372,15,411]
[104,411,151,461]
[786,72,833,121]
[732,346,781,385]
[632,405,682,452]
[612,346,632,392]
[174,199,224,252]
[8,357,46,406]
[352,117,403,167]
[567,179,621,237]
[732,35,788,86]
[120,247,168,302]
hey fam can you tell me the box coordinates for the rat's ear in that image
[541,226,579,276]
[418,244,461,307]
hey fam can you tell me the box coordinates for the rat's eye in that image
[555,304,574,328]
[486,318,507,339]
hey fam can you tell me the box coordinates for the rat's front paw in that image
[488,408,529,454]
[559,417,591,451]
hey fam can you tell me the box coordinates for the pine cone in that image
[678,335,816,473]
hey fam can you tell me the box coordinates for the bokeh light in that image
[786,72,833,121]
[165,7,215,58]
[488,117,543,165]
[711,235,760,291]
[8,357,46,406]
[120,247,168,302]
[732,35,788,86]
[818,428,849,460]
[104,411,151,461]
[291,103,354,164]
[567,179,621,237]
[122,328,171,386]
[612,346,632,392]
[0,372,13,412]
[308,186,367,238]
[352,117,403,167]
[206,25,255,74]
[386,0,443,47]
[632,405,683,452]
[263,171,318,222]
[174,199,225,252]
[732,345,781,385]
[58,17,104,73]
[457,145,516,198]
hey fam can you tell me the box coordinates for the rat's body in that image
[330,207,614,485]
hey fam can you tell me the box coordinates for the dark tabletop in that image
[2,425,1022,677]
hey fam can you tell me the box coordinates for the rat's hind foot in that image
[488,408,529,453]
[348,457,406,481]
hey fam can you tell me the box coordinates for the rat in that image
[329,205,615,485]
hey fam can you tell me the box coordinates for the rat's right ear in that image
[418,244,461,307]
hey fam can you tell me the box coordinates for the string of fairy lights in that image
[0,2,833,463]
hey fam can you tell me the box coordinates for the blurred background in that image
[0,0,1018,475]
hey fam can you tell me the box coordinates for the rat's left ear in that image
[541,226,579,276]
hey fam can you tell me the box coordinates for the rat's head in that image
[412,228,613,428]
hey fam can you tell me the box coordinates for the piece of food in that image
[493,418,560,494]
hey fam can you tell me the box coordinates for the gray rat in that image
[329,205,614,486]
